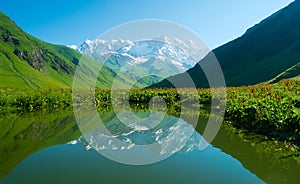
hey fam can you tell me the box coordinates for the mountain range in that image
[77,37,203,71]
[74,37,205,87]
[0,12,140,89]
[1,0,300,89]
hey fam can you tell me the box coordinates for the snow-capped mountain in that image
[75,37,206,86]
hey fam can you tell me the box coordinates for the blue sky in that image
[0,0,294,48]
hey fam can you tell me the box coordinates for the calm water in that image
[0,110,299,184]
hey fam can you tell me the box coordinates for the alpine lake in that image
[0,105,300,184]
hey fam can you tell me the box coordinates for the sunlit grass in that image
[0,80,299,144]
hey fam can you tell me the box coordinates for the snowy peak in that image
[78,38,134,56]
[76,36,204,71]
[74,36,206,87]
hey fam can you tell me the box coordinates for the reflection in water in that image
[79,111,201,154]
[76,111,200,165]
[77,127,205,155]
[0,110,300,183]
[0,111,79,179]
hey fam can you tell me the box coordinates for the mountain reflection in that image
[74,111,206,161]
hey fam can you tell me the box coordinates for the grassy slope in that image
[266,62,300,83]
[0,12,136,89]
[152,1,300,88]
[0,12,72,88]
[218,1,300,86]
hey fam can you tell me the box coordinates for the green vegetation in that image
[0,12,149,89]
[0,12,77,88]
[0,88,72,113]
[152,1,300,88]
[1,80,299,146]
[225,80,300,144]
[266,62,300,84]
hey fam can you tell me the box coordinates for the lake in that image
[0,109,299,184]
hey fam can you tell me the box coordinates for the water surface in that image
[0,110,299,184]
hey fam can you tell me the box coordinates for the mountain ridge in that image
[152,0,300,88]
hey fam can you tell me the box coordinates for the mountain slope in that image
[0,12,132,89]
[152,0,300,88]
[0,12,76,88]
[266,62,300,83]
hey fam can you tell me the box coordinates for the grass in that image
[0,12,150,90]
[0,12,76,88]
[0,88,72,113]
[0,80,299,146]
[225,80,300,144]
[264,62,300,84]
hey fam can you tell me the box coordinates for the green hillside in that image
[0,12,136,89]
[266,62,300,83]
[0,12,74,88]
[152,0,300,88]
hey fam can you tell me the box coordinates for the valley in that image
[0,1,300,183]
